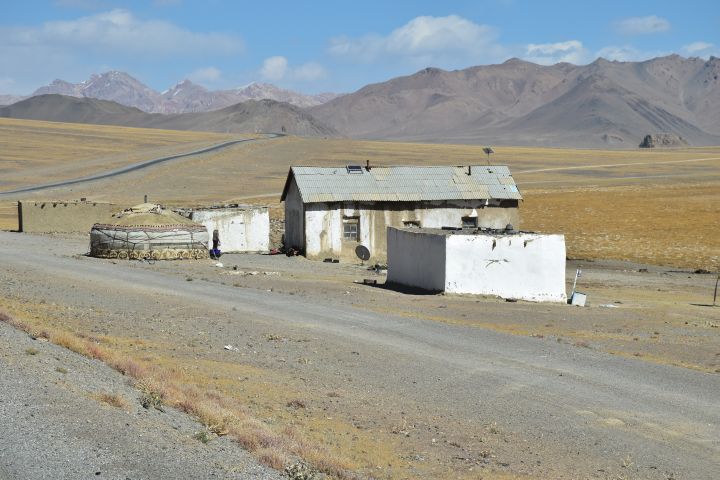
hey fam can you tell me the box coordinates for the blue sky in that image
[1,0,718,95]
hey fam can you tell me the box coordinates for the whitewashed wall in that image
[387,228,567,303]
[301,201,519,261]
[387,227,446,291]
[445,233,566,302]
[189,207,269,253]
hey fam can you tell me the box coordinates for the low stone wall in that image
[18,200,118,233]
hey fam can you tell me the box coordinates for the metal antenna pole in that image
[714,274,719,306]
[571,268,581,297]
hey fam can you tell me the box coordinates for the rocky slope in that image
[309,55,720,147]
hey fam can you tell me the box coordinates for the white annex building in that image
[387,226,567,303]
[177,205,269,253]
[281,164,522,261]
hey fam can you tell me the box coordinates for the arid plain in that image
[1,117,719,479]
[1,117,718,270]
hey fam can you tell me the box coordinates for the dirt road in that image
[1,231,718,479]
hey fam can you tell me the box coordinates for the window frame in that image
[342,216,360,242]
[461,216,478,228]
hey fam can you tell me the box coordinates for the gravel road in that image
[1,231,718,479]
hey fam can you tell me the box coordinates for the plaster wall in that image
[386,228,446,291]
[445,233,566,303]
[301,200,519,262]
[18,201,117,233]
[188,207,269,253]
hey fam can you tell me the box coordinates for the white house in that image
[387,226,567,303]
[281,164,522,262]
[177,204,269,253]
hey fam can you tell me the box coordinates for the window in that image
[461,216,477,228]
[343,216,360,241]
[403,220,420,228]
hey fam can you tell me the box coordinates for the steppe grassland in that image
[0,118,237,228]
[1,119,719,268]
[0,117,234,177]
[220,137,720,269]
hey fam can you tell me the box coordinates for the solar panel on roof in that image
[347,165,364,174]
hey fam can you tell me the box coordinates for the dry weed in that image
[93,392,131,410]
[137,379,165,411]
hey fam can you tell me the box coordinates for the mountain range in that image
[1,71,340,113]
[0,94,338,137]
[2,55,719,148]
[309,54,720,147]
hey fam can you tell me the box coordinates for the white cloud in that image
[329,15,502,65]
[260,56,326,82]
[187,66,222,83]
[1,9,243,57]
[614,15,670,35]
[260,56,288,81]
[524,40,588,65]
[596,45,643,62]
[683,41,714,55]
[595,45,669,62]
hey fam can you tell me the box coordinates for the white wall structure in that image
[180,205,269,253]
[281,165,522,262]
[387,227,567,303]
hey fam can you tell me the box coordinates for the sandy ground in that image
[1,231,718,479]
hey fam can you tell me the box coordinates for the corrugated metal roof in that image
[282,165,522,203]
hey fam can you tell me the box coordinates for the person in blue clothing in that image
[210,229,221,258]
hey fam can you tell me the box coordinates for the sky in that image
[1,0,719,95]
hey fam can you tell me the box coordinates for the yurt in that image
[90,204,209,260]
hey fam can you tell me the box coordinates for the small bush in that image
[286,399,306,409]
[193,430,212,444]
[25,347,39,355]
[56,367,68,374]
[285,461,317,480]
[137,379,164,411]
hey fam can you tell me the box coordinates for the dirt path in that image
[1,231,718,479]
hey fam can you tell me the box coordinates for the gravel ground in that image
[1,231,718,479]
[0,320,281,480]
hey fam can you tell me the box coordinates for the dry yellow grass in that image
[91,392,131,410]
[0,117,234,187]
[2,119,718,268]
[522,182,720,270]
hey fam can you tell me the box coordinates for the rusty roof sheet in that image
[283,165,521,203]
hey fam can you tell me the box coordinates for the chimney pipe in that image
[467,165,472,176]
[366,159,371,171]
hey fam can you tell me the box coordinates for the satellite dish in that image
[482,146,495,165]
[355,245,370,265]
